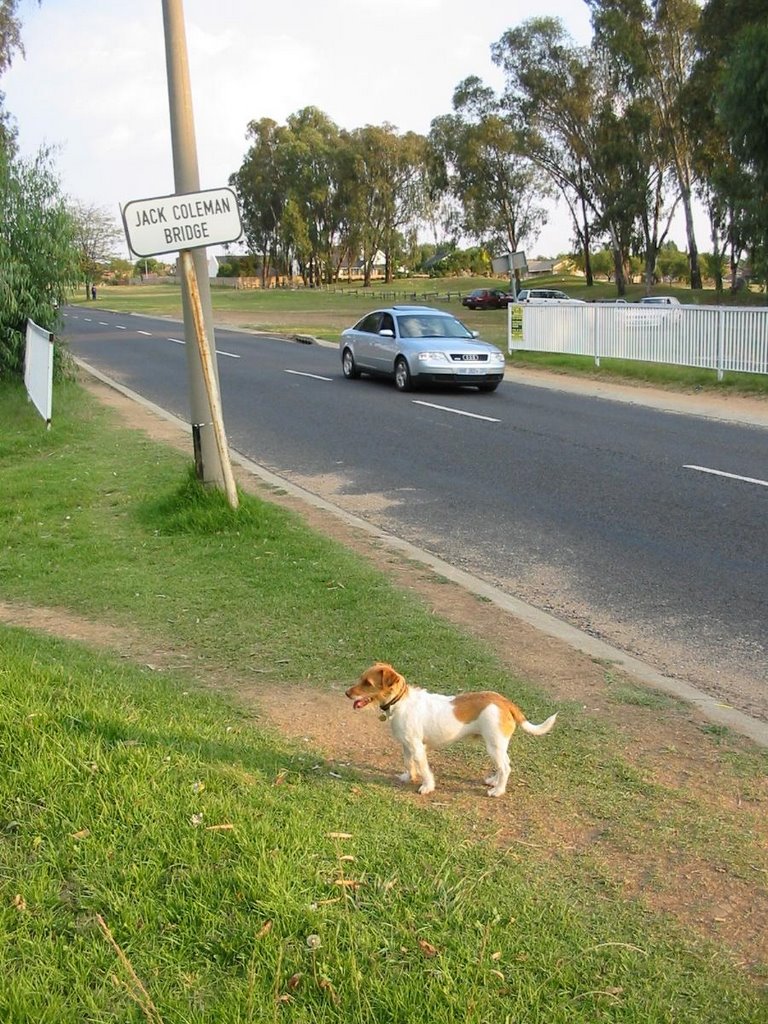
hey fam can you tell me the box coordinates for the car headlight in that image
[416,351,449,362]
[489,350,505,364]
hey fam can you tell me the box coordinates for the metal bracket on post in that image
[191,423,206,480]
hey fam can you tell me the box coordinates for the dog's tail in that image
[519,711,558,736]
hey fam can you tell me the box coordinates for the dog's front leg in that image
[411,742,435,795]
[397,745,419,785]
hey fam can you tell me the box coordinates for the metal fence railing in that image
[507,303,768,379]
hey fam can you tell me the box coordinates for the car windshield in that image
[396,313,473,339]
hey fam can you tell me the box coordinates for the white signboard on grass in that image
[121,186,242,258]
[24,318,54,427]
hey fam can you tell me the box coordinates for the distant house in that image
[336,250,387,281]
[527,259,556,276]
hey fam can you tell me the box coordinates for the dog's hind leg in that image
[484,739,511,797]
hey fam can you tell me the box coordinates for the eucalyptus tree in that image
[586,0,704,289]
[428,76,550,271]
[229,117,289,286]
[492,17,657,294]
[372,128,427,283]
[717,22,768,281]
[68,200,123,298]
[491,18,601,286]
[279,107,350,286]
[346,124,407,287]
[693,0,768,288]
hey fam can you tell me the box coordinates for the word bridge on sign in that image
[121,186,243,258]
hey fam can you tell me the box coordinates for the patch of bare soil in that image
[3,370,766,984]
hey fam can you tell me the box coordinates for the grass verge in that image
[1,379,767,1020]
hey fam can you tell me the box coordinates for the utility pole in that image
[161,0,237,505]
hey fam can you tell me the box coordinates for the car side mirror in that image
[379,328,394,337]
[471,330,479,338]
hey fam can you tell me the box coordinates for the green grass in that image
[1,630,766,1024]
[71,276,768,397]
[1,380,768,1019]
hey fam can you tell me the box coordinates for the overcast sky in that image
[4,1,599,259]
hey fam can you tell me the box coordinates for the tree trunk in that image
[608,224,626,296]
[707,215,723,295]
[580,192,594,287]
[680,184,702,289]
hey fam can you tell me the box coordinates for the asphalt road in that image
[61,307,768,721]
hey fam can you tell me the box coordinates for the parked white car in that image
[516,288,581,303]
[638,296,681,306]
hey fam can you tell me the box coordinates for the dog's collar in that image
[380,685,406,714]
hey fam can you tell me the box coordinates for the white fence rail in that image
[508,303,768,379]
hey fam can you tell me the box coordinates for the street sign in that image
[121,186,242,257]
[492,250,528,275]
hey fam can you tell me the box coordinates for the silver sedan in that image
[339,305,506,393]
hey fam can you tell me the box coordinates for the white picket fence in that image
[507,303,768,379]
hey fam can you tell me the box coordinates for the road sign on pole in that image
[492,250,527,300]
[121,186,242,258]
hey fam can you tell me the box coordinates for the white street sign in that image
[492,250,528,275]
[121,186,242,257]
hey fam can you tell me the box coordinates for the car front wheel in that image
[341,347,360,379]
[394,357,412,392]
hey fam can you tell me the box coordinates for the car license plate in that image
[458,366,485,375]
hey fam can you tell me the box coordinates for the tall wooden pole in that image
[161,0,237,505]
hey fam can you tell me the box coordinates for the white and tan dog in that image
[346,662,557,797]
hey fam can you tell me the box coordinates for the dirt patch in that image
[3,369,767,984]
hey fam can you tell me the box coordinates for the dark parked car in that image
[461,288,512,310]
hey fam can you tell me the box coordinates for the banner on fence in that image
[24,318,54,427]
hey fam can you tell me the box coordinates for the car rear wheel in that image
[341,347,360,379]
[394,357,412,392]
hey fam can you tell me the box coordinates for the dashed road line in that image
[684,465,768,488]
[284,369,333,382]
[412,400,500,423]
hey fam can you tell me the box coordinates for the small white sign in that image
[492,250,528,275]
[121,186,242,257]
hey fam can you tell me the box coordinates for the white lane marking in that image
[98,321,109,326]
[83,317,92,322]
[115,324,126,330]
[137,330,152,336]
[684,465,768,488]
[166,337,238,358]
[413,400,500,423]
[284,369,333,382]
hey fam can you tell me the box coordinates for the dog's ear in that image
[379,664,404,691]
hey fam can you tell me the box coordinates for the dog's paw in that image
[484,773,498,786]
[417,782,435,795]
[397,771,412,784]
[486,784,507,797]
